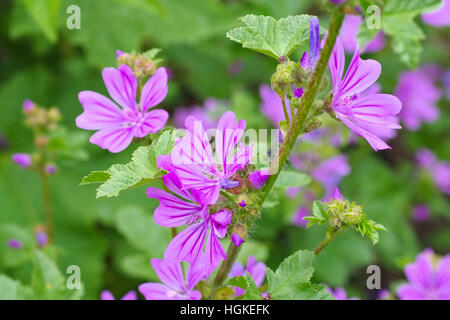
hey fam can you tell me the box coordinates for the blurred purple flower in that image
[259,84,290,126]
[173,98,223,130]
[229,256,266,297]
[395,67,442,131]
[139,258,206,300]
[76,65,169,153]
[329,36,402,151]
[326,286,359,300]
[228,60,244,76]
[378,289,391,300]
[35,230,49,247]
[397,249,450,300]
[12,153,32,168]
[416,149,450,195]
[292,206,309,227]
[7,239,23,249]
[329,0,346,4]
[312,155,350,197]
[249,170,270,190]
[45,164,57,175]
[422,0,450,27]
[340,15,385,53]
[443,70,450,100]
[23,99,35,113]
[101,290,137,300]
[412,205,430,222]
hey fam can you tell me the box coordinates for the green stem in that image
[281,95,290,124]
[39,162,53,242]
[314,227,347,255]
[220,190,236,203]
[211,10,345,290]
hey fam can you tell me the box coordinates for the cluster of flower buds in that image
[324,196,363,228]
[23,100,61,134]
[116,48,163,79]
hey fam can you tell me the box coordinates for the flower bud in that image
[271,61,297,95]
[35,135,48,148]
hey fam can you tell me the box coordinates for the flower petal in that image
[139,283,187,300]
[329,36,345,92]
[102,65,137,110]
[89,127,134,153]
[140,67,168,112]
[151,258,185,293]
[146,187,203,227]
[76,91,125,130]
[133,109,169,138]
[397,284,427,300]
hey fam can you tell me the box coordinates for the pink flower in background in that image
[76,65,169,153]
[412,205,430,222]
[45,164,57,175]
[173,98,224,130]
[100,290,137,300]
[147,158,232,272]
[292,206,309,227]
[139,258,206,300]
[422,0,450,27]
[397,249,450,300]
[416,149,450,195]
[169,111,252,204]
[340,15,385,53]
[326,287,359,300]
[229,256,266,297]
[23,99,35,113]
[395,67,442,131]
[7,239,23,249]
[12,153,32,168]
[312,155,350,198]
[259,84,290,126]
[329,37,402,151]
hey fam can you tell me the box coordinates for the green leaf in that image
[227,14,314,60]
[80,171,111,185]
[20,0,61,43]
[115,206,171,256]
[384,0,442,15]
[225,273,263,300]
[0,275,33,299]
[82,129,176,198]
[356,218,387,245]
[266,250,315,299]
[274,170,311,188]
[304,200,328,227]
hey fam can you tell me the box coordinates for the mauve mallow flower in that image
[340,15,385,53]
[139,258,206,300]
[7,239,23,249]
[101,290,137,300]
[413,205,430,222]
[292,206,309,227]
[329,36,402,151]
[168,111,252,204]
[422,0,450,27]
[76,65,169,153]
[12,153,32,168]
[229,256,266,297]
[312,155,350,198]
[300,17,321,71]
[147,157,232,272]
[395,68,441,131]
[397,249,450,300]
[416,149,450,195]
[248,170,270,190]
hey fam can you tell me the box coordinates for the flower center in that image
[123,107,143,127]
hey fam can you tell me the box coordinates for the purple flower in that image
[173,98,223,130]
[329,37,402,151]
[139,258,206,300]
[340,15,385,53]
[23,99,35,113]
[248,170,270,190]
[397,249,450,300]
[101,290,137,300]
[292,206,309,227]
[229,256,266,297]
[7,239,23,249]
[45,164,57,175]
[395,67,441,130]
[232,233,243,247]
[412,205,430,222]
[416,149,450,195]
[329,0,346,4]
[35,230,49,247]
[76,65,169,153]
[168,111,252,204]
[12,153,32,168]
[378,289,391,300]
[259,84,291,126]
[326,287,359,300]
[146,160,232,272]
[311,155,350,197]
[422,0,450,27]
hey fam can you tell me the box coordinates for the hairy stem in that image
[39,163,53,242]
[314,227,347,255]
[212,10,345,289]
[281,95,290,124]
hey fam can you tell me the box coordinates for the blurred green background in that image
[0,0,448,299]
